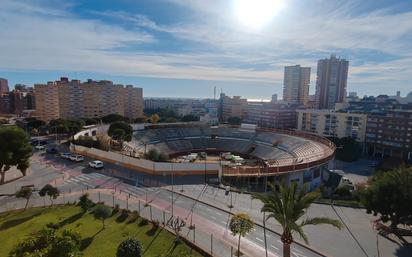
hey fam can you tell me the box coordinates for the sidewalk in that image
[166,185,327,257]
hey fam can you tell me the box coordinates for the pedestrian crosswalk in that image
[59,172,160,198]
[119,183,159,198]
[61,172,116,189]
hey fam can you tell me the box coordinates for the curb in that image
[165,187,329,257]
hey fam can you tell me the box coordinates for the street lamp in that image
[171,162,174,217]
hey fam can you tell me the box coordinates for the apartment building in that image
[346,97,412,160]
[243,103,297,129]
[0,78,9,93]
[283,65,311,106]
[297,109,367,142]
[365,109,412,160]
[315,55,349,109]
[218,93,248,122]
[0,86,36,115]
[34,77,143,122]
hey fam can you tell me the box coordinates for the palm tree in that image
[252,182,343,257]
[229,213,254,257]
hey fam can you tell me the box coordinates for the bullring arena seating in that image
[129,126,331,163]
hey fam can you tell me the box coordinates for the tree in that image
[31,128,39,136]
[78,193,94,213]
[252,183,342,257]
[39,184,60,206]
[93,204,112,229]
[149,114,160,123]
[108,122,133,142]
[49,229,81,257]
[328,137,361,162]
[24,117,46,130]
[16,187,33,210]
[101,114,125,124]
[0,126,32,184]
[181,114,199,122]
[134,117,148,123]
[10,227,56,257]
[145,148,169,162]
[229,213,254,257]
[49,119,84,135]
[10,228,81,257]
[116,238,142,257]
[360,166,412,230]
[227,116,242,125]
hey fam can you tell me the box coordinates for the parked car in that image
[60,152,72,159]
[89,160,104,169]
[31,139,48,146]
[46,148,58,154]
[70,154,84,162]
[34,145,45,150]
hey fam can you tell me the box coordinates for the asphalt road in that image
[3,147,409,257]
[29,149,320,257]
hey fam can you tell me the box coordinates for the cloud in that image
[1,0,412,97]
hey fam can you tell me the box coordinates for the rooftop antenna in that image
[214,86,216,100]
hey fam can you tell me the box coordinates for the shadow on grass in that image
[81,226,105,250]
[0,209,43,231]
[115,212,129,223]
[58,212,83,227]
[146,225,159,236]
[138,219,149,227]
[80,237,94,251]
[142,229,162,255]
[165,238,182,256]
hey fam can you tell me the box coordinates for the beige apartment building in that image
[283,65,311,106]
[34,77,143,122]
[297,109,367,142]
[218,93,248,122]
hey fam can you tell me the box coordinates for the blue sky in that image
[1,0,412,99]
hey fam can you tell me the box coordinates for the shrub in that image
[126,211,140,224]
[116,238,142,257]
[78,193,94,213]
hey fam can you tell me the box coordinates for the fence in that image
[1,188,240,257]
[70,143,220,176]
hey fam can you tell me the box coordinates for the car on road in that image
[70,154,84,162]
[60,152,72,159]
[89,160,104,169]
[34,145,45,150]
[46,148,58,154]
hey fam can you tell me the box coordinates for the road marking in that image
[255,237,263,243]
[270,245,279,250]
[215,212,223,216]
[220,221,226,225]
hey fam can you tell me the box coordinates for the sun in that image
[234,0,285,30]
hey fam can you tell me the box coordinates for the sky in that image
[1,0,412,99]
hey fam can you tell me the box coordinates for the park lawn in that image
[0,205,202,257]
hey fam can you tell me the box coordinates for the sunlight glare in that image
[234,0,285,30]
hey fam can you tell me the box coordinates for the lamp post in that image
[263,212,268,257]
[171,162,174,217]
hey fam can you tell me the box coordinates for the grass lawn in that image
[0,205,203,257]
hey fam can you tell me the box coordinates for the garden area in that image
[0,205,203,257]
